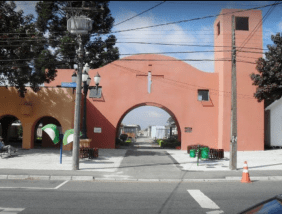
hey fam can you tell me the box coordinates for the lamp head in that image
[94,72,101,85]
[82,69,89,82]
[87,76,91,86]
[72,71,77,83]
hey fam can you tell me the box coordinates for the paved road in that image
[117,137,187,180]
[0,179,281,214]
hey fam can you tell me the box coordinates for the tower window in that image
[198,90,209,101]
[235,17,249,31]
[217,22,220,35]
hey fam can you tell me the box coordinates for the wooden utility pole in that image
[229,15,237,170]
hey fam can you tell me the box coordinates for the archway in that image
[33,116,62,149]
[0,115,23,148]
[116,102,181,148]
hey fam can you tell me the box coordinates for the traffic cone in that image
[241,161,252,183]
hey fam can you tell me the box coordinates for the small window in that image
[198,90,209,101]
[217,22,220,35]
[235,17,249,31]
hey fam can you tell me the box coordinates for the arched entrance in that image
[33,116,62,149]
[0,115,23,148]
[116,102,181,148]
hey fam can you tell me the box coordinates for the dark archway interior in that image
[0,115,22,148]
[34,117,61,149]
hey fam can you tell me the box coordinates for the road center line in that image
[187,189,220,209]
[0,207,25,213]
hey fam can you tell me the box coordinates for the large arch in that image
[0,115,23,148]
[115,102,181,143]
[32,116,62,148]
[46,54,220,150]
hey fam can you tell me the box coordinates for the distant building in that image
[265,98,282,148]
[151,126,166,139]
[120,124,141,139]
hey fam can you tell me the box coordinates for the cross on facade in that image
[136,64,164,93]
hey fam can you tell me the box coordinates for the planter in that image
[79,139,92,148]
[175,146,181,150]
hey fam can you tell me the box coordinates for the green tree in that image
[0,1,57,97]
[35,1,119,69]
[251,33,282,103]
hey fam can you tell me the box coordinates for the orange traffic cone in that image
[241,161,252,183]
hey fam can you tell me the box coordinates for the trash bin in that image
[201,147,209,159]
[190,149,196,158]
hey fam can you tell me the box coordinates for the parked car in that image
[238,194,282,213]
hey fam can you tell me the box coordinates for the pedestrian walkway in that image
[0,137,282,182]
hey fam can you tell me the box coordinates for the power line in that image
[238,2,278,52]
[114,1,166,26]
[110,2,282,34]
[111,63,256,99]
[117,58,256,64]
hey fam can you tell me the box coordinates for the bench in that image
[0,147,9,158]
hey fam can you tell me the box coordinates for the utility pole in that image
[72,35,83,170]
[229,15,237,170]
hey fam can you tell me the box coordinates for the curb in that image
[1,175,282,182]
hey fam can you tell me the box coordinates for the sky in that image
[14,1,282,130]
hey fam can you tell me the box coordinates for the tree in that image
[166,117,175,125]
[0,1,57,97]
[35,1,119,69]
[251,33,282,103]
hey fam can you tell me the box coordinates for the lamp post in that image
[67,15,93,170]
[71,68,101,140]
[81,63,91,139]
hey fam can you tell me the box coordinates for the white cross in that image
[148,71,152,93]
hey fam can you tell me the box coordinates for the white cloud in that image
[278,21,282,32]
[113,10,215,72]
[146,111,163,118]
[113,11,196,56]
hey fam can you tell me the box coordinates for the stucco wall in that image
[47,54,219,150]
[214,9,264,151]
[0,87,75,150]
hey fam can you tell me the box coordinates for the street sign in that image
[185,127,192,133]
[61,82,77,88]
[94,127,102,133]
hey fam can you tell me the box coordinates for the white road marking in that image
[54,180,69,189]
[0,207,25,213]
[0,180,69,190]
[187,190,220,209]
[206,210,224,214]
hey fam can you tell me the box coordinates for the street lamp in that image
[67,15,93,170]
[81,63,90,139]
[71,66,102,140]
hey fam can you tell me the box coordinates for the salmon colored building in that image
[0,9,264,151]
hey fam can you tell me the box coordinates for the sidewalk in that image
[0,147,282,182]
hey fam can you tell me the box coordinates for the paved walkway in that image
[1,137,282,181]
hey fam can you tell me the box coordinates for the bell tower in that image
[214,9,264,151]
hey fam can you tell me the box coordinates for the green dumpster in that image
[190,149,196,158]
[200,147,209,159]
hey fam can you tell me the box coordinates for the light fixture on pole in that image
[81,63,90,139]
[67,14,93,170]
[94,72,101,94]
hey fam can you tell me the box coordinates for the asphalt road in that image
[0,179,282,214]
